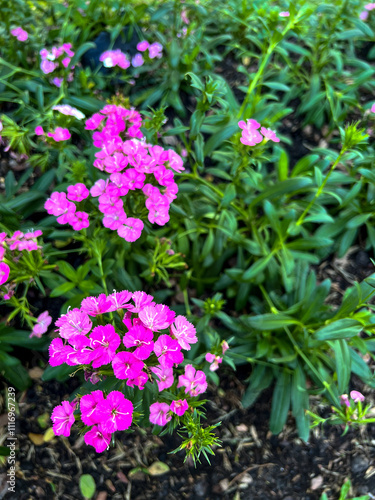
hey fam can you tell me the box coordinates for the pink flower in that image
[150,365,174,391]
[360,10,369,20]
[123,324,154,360]
[365,3,375,10]
[52,77,64,87]
[350,391,365,403]
[371,103,375,113]
[170,316,197,350]
[47,127,71,142]
[51,400,76,436]
[84,425,112,453]
[137,40,150,52]
[222,341,229,354]
[260,127,280,143]
[238,119,263,146]
[126,370,148,390]
[56,309,92,339]
[205,353,223,371]
[35,126,44,136]
[90,179,109,197]
[11,27,28,41]
[154,334,183,366]
[67,183,90,202]
[279,11,290,17]
[149,402,171,426]
[90,324,121,368]
[112,351,144,379]
[80,390,105,425]
[132,54,144,67]
[107,290,132,311]
[170,399,188,416]
[138,304,175,332]
[0,262,10,285]
[117,217,144,242]
[128,291,155,313]
[96,391,133,433]
[70,211,90,231]
[181,9,189,24]
[30,311,52,338]
[44,192,76,224]
[85,113,105,130]
[81,294,112,316]
[340,394,350,408]
[148,42,163,59]
[100,50,130,69]
[177,365,207,397]
[49,338,71,366]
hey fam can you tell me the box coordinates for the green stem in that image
[296,147,347,226]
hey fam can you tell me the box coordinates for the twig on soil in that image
[227,463,277,488]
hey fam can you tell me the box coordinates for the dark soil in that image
[1,370,375,500]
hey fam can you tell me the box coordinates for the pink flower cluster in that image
[238,119,280,146]
[44,184,90,230]
[136,40,163,59]
[99,50,130,69]
[340,391,365,407]
[11,27,28,42]
[44,104,184,241]
[49,290,205,452]
[0,230,43,297]
[40,43,75,87]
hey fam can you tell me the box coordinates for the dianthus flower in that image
[149,402,171,426]
[205,352,223,371]
[279,11,290,17]
[112,351,144,379]
[238,119,263,146]
[107,290,132,311]
[170,316,197,350]
[132,54,144,67]
[148,42,163,59]
[0,262,10,285]
[35,126,44,136]
[138,304,175,332]
[49,338,72,366]
[154,334,183,366]
[51,400,76,436]
[123,324,154,360]
[117,217,144,242]
[81,294,112,316]
[260,127,280,143]
[90,325,121,368]
[150,364,174,391]
[30,311,52,338]
[137,40,150,52]
[177,365,207,396]
[47,127,71,142]
[80,390,105,425]
[96,391,133,433]
[84,425,112,453]
[170,399,188,416]
[128,291,154,313]
[67,183,90,202]
[350,390,365,403]
[56,308,92,339]
[11,27,28,42]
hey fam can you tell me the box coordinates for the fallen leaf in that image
[28,367,44,380]
[147,461,170,476]
[43,428,56,442]
[28,433,44,446]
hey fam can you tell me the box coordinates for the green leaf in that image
[291,365,310,442]
[79,474,96,499]
[314,319,362,341]
[242,254,274,281]
[50,281,76,297]
[277,149,289,181]
[269,371,291,434]
[242,365,274,408]
[241,313,300,330]
[331,340,351,394]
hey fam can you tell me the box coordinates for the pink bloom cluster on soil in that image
[49,290,204,452]
[238,119,280,146]
[44,104,184,242]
